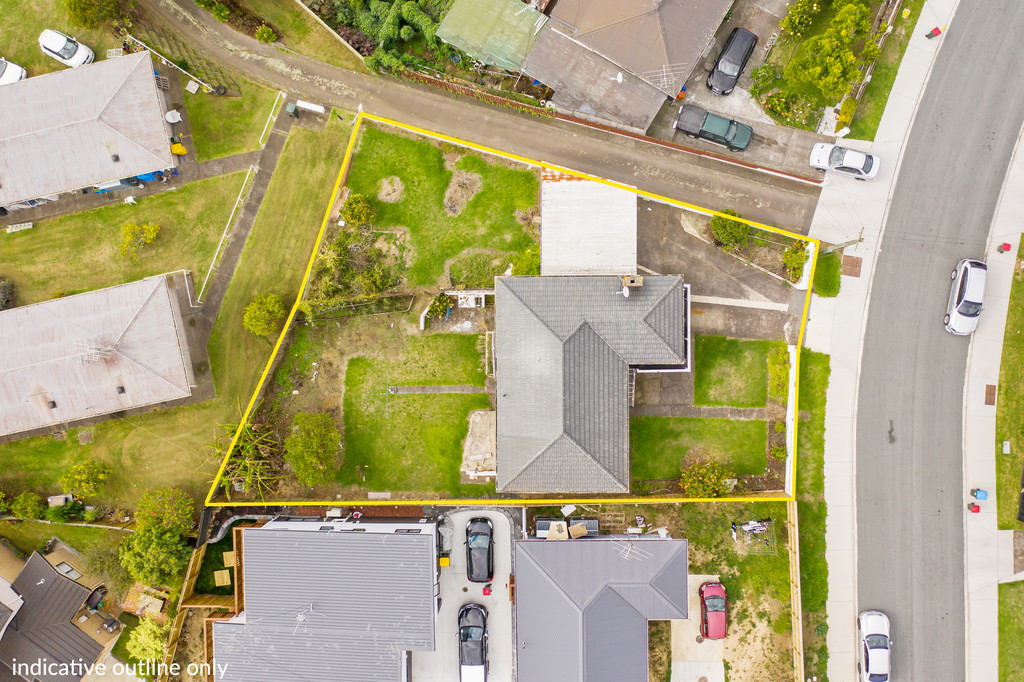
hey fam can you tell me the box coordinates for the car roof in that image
[725,27,757,52]
[459,665,487,682]
[868,647,891,674]
[39,29,69,51]
[859,610,889,635]
[840,148,870,169]
[964,261,987,301]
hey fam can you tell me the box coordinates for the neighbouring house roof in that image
[495,276,688,493]
[436,0,547,72]
[0,553,102,682]
[514,537,689,682]
[540,170,637,276]
[0,51,173,206]
[213,524,437,682]
[0,276,194,438]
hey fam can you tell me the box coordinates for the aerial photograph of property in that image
[0,0,1021,680]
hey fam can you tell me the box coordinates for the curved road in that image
[856,3,1024,680]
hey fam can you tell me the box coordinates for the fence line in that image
[787,500,805,681]
[198,166,257,302]
[259,91,287,147]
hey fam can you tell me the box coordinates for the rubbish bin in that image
[285,102,298,118]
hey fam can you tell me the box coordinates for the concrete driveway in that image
[670,574,725,682]
[411,508,514,682]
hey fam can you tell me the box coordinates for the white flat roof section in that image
[0,277,194,437]
[0,51,173,206]
[540,173,637,276]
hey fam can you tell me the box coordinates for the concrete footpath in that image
[801,0,971,679]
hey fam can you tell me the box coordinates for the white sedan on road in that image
[858,610,891,682]
[0,58,27,85]
[810,143,880,180]
[39,29,94,67]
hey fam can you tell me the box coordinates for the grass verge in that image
[813,251,842,298]
[194,534,235,596]
[1000,581,1024,681]
[184,77,280,161]
[238,0,368,72]
[0,520,129,556]
[0,0,118,77]
[694,336,772,407]
[630,417,767,478]
[996,243,1024,528]
[2,172,245,304]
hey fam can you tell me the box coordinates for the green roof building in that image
[436,0,546,72]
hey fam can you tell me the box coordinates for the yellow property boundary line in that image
[204,111,820,508]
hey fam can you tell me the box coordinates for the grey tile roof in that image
[496,276,687,492]
[514,538,689,682]
[213,528,436,682]
[0,553,102,682]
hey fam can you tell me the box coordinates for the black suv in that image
[707,28,758,95]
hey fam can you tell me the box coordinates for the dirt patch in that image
[723,595,792,681]
[515,207,540,237]
[444,170,482,216]
[377,176,405,203]
[169,609,207,682]
[373,229,412,268]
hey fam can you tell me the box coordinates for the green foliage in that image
[136,487,195,535]
[427,293,452,318]
[679,460,732,498]
[774,421,787,434]
[45,501,83,523]
[83,507,104,522]
[784,1,873,101]
[749,64,778,97]
[119,527,189,586]
[0,493,8,515]
[779,0,822,38]
[243,292,287,336]
[762,92,818,127]
[196,0,216,9]
[219,422,283,501]
[59,460,112,498]
[0,277,14,310]
[211,2,230,21]
[709,209,747,251]
[813,251,842,297]
[399,24,414,41]
[11,492,45,520]
[767,345,791,403]
[835,96,859,130]
[255,24,276,43]
[771,445,787,459]
[341,193,376,227]
[355,262,398,295]
[366,47,406,74]
[284,412,342,487]
[64,0,133,28]
[783,243,810,282]
[82,543,132,595]
[126,617,170,661]
[118,222,160,261]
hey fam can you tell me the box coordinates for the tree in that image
[11,492,45,520]
[243,293,286,337]
[59,460,112,498]
[126,617,171,661]
[340,194,375,227]
[284,412,341,487]
[82,543,132,595]
[679,460,732,498]
[136,488,195,535]
[119,527,190,586]
[783,1,872,102]
[118,222,160,261]
[64,0,133,29]
[709,209,748,251]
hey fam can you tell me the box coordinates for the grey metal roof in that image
[514,538,688,682]
[213,528,436,682]
[0,553,102,682]
[0,51,173,206]
[495,276,687,493]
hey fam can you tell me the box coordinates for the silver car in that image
[39,29,95,68]
[857,610,891,682]
[945,259,987,335]
[0,58,27,85]
[809,143,880,181]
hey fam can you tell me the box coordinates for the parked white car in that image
[0,58,27,85]
[857,610,891,682]
[39,29,94,67]
[945,258,987,335]
[809,143,880,181]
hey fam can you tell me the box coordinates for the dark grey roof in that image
[495,276,687,493]
[0,553,101,682]
[213,528,436,682]
[514,538,689,682]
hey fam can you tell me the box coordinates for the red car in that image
[699,581,727,639]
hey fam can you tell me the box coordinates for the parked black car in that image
[706,28,758,95]
[458,603,488,681]
[466,517,494,583]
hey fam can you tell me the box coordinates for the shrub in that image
[65,0,133,29]
[679,460,732,498]
[427,293,452,318]
[355,262,397,294]
[136,488,195,535]
[118,222,160,261]
[11,492,45,520]
[771,445,787,460]
[0,277,15,310]
[783,1,873,102]
[211,2,230,21]
[255,24,276,43]
[813,251,842,297]
[82,543,132,594]
[284,412,342,487]
[709,209,747,251]
[835,97,859,131]
[196,0,216,9]
[83,507,104,522]
[335,26,377,56]
[749,64,778,97]
[45,502,84,523]
[783,243,810,282]
[59,460,111,498]
[126,617,171,661]
[774,421,787,434]
[119,527,190,586]
[340,193,375,227]
[511,246,539,276]
[779,0,822,38]
[243,292,287,336]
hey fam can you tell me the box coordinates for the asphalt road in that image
[856,3,1024,680]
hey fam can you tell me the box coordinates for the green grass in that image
[111,612,146,673]
[0,520,129,556]
[630,417,767,478]
[813,251,842,298]
[449,252,514,288]
[1,172,245,304]
[996,243,1024,528]
[0,114,354,512]
[848,0,926,140]
[0,0,118,78]
[1000,582,1024,681]
[346,126,539,286]
[238,0,369,72]
[194,534,235,596]
[273,324,327,394]
[184,77,280,161]
[693,336,772,408]
[338,334,491,495]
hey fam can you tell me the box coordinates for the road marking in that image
[691,295,790,312]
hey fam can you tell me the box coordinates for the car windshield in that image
[868,675,888,682]
[0,62,6,77]
[460,626,484,642]
[468,533,489,549]
[829,146,847,166]
[862,155,874,173]
[704,596,726,612]
[58,38,78,59]
[865,633,889,649]
[719,59,740,77]
[960,300,982,317]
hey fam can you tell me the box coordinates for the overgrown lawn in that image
[630,417,767,478]
[996,243,1024,528]
[184,77,280,161]
[694,336,772,408]
[0,520,129,556]
[238,0,369,72]
[1000,581,1024,681]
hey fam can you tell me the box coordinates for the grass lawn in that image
[1000,581,1024,681]
[194,534,235,596]
[449,252,515,288]
[111,612,145,671]
[996,243,1024,528]
[339,334,490,495]
[184,77,280,162]
[238,0,368,72]
[0,0,118,78]
[693,336,772,408]
[630,417,767,478]
[0,114,353,512]
[346,125,539,286]
[813,251,842,298]
[0,520,129,556]
[848,0,926,140]
[1,172,246,304]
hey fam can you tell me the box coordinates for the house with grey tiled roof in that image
[495,275,689,493]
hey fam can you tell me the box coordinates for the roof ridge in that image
[503,432,566,491]
[641,278,684,362]
[496,278,562,341]
[648,543,688,612]
[549,24,667,92]
[558,430,626,490]
[518,544,586,612]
